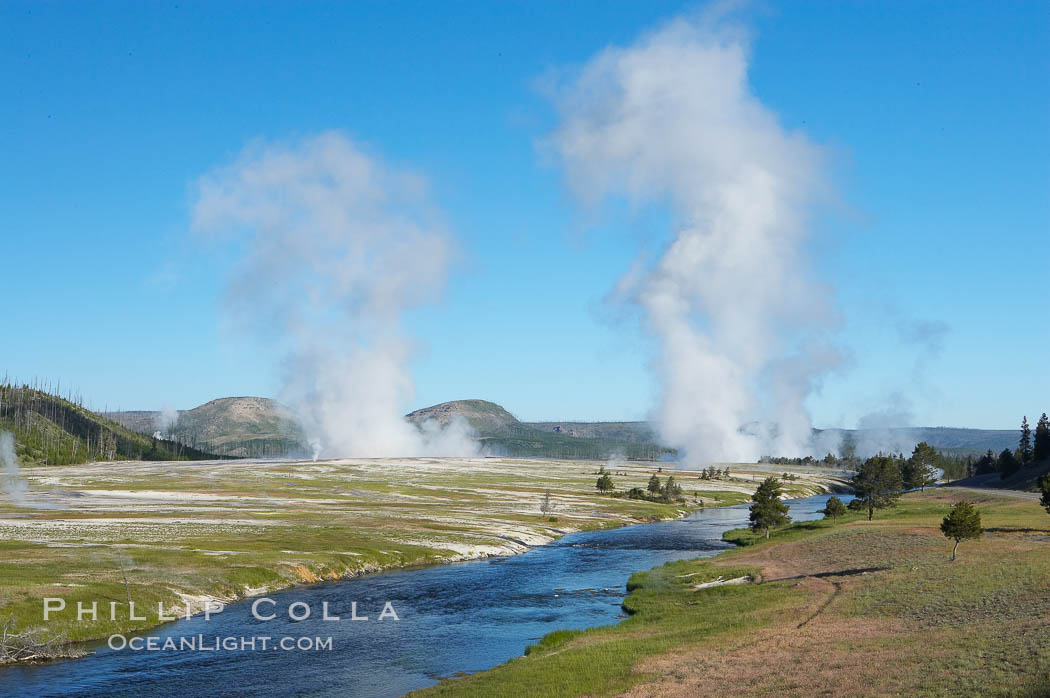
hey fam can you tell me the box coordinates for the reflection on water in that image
[0,495,843,698]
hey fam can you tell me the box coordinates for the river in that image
[0,494,842,697]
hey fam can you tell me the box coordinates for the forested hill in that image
[0,382,223,466]
[812,426,1019,455]
[527,422,1020,456]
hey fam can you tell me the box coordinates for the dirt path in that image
[943,485,1041,500]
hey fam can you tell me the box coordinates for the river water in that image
[0,494,841,698]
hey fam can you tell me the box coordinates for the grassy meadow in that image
[415,489,1050,697]
[0,456,839,656]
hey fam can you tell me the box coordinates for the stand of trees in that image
[767,413,1049,483]
[990,413,1049,480]
[626,474,684,503]
[0,379,222,465]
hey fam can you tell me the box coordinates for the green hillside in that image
[0,382,222,465]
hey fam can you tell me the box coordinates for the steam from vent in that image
[549,11,840,465]
[153,405,179,439]
[193,132,478,458]
[1,431,28,506]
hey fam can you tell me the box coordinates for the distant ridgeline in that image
[8,381,1027,466]
[0,381,224,466]
[106,397,1031,463]
[106,397,310,459]
[811,427,1020,457]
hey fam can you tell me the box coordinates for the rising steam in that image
[193,132,478,458]
[1,431,28,506]
[549,11,840,465]
[153,404,179,440]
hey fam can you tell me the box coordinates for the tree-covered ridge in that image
[0,380,224,466]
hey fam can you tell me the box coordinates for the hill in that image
[0,382,221,466]
[813,426,1018,455]
[407,400,671,460]
[107,397,307,458]
[103,393,1023,463]
[523,423,1018,458]
[406,399,521,435]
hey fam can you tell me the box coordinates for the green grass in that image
[416,559,797,697]
[413,490,1050,697]
[4,457,765,653]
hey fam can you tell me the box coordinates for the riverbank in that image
[414,489,1050,697]
[0,457,844,664]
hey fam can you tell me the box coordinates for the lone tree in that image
[940,500,982,561]
[595,466,615,494]
[540,489,555,517]
[903,442,939,492]
[1034,413,1050,462]
[820,496,847,521]
[851,455,903,521]
[647,474,662,496]
[749,477,791,539]
[1019,416,1033,464]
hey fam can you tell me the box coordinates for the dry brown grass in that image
[616,492,1050,697]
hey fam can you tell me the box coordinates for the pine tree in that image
[1019,416,1033,464]
[903,442,939,492]
[664,475,682,499]
[940,500,982,561]
[997,448,1019,480]
[749,477,791,539]
[1033,413,1050,462]
[595,466,614,494]
[647,474,662,495]
[851,455,903,521]
[820,496,847,521]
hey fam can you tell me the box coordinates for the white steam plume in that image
[153,404,179,439]
[1,431,28,506]
[193,132,478,458]
[549,10,840,465]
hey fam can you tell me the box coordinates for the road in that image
[943,485,1041,500]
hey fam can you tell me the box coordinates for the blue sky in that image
[2,1,1047,429]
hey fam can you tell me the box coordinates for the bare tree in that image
[0,616,82,663]
[540,489,555,517]
[117,555,132,605]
